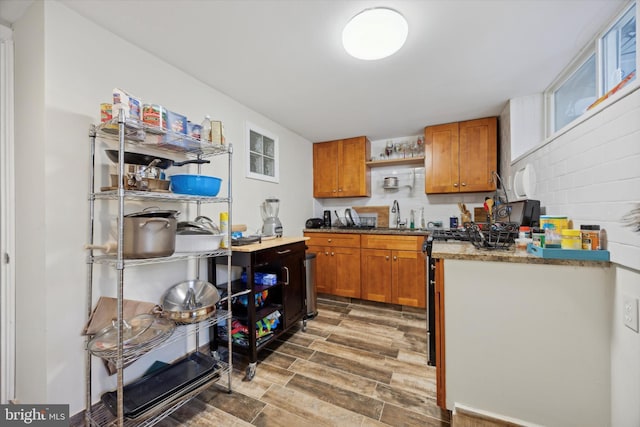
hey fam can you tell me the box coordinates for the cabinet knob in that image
[338,188,342,192]
[453,183,458,187]
[461,182,466,187]
[385,256,390,260]
[324,251,329,256]
[331,252,335,256]
[332,189,337,193]
[327,239,332,242]
[393,256,397,261]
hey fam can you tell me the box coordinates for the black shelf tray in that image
[100,352,220,419]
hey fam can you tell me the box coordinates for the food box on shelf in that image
[166,110,187,134]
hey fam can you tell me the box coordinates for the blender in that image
[261,198,283,236]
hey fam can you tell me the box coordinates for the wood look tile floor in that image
[159,297,450,427]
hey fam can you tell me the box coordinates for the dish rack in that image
[466,222,519,250]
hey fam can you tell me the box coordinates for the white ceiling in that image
[3,0,629,142]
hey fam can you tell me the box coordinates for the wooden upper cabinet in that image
[424,117,497,194]
[424,122,459,194]
[313,136,371,198]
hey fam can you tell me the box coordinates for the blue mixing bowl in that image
[170,174,222,196]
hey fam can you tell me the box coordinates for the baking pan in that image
[100,352,219,419]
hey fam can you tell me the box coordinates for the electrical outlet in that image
[623,295,639,333]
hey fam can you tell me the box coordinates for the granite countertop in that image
[432,241,611,267]
[303,228,610,267]
[303,227,430,236]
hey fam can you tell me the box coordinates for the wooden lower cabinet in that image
[360,249,425,307]
[360,234,426,308]
[306,232,426,308]
[305,233,361,298]
[307,245,361,298]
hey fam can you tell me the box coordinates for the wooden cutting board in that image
[352,205,390,228]
[474,207,489,222]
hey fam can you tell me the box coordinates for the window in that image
[246,122,279,183]
[547,2,637,134]
[554,54,597,131]
[602,4,636,93]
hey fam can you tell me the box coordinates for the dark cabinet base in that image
[210,241,307,380]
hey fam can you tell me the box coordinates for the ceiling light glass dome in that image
[342,7,408,60]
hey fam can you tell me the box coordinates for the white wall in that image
[501,87,640,426]
[13,0,313,415]
[445,259,613,427]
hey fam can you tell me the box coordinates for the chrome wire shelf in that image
[91,190,230,203]
[91,249,231,267]
[88,310,230,366]
[90,119,230,158]
[86,360,230,427]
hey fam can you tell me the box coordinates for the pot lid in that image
[161,280,220,313]
[177,216,220,235]
[87,314,174,356]
[125,207,180,219]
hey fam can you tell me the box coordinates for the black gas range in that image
[428,228,471,241]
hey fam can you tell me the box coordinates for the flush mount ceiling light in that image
[342,7,408,60]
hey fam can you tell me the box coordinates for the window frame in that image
[245,121,280,183]
[545,1,637,136]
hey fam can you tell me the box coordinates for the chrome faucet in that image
[391,200,401,228]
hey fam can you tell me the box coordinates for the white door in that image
[0,24,16,404]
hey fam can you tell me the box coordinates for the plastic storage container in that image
[561,229,582,250]
[580,225,600,250]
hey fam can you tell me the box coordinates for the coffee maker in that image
[261,198,283,236]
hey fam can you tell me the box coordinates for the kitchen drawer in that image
[252,241,305,266]
[304,233,360,248]
[361,234,423,251]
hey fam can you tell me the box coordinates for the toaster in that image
[305,218,324,229]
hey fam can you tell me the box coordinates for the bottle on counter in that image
[580,225,601,250]
[532,227,545,247]
[201,115,211,143]
[518,226,531,239]
[220,211,229,248]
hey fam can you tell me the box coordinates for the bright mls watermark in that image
[1,404,69,426]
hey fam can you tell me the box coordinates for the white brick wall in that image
[505,87,640,271]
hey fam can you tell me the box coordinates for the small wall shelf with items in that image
[85,91,236,427]
[366,157,425,168]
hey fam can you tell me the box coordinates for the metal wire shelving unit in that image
[85,111,235,426]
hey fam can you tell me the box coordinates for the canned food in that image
[100,103,112,123]
[142,104,167,130]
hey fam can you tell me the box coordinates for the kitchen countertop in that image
[303,227,430,236]
[231,236,309,252]
[304,228,610,267]
[432,241,610,267]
